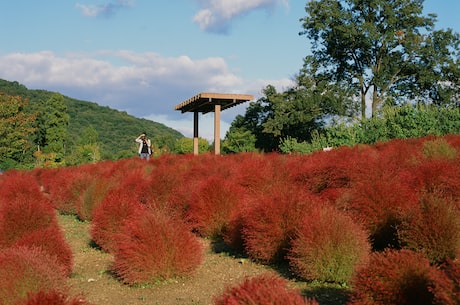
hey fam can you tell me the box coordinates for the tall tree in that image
[0,93,36,169]
[36,93,70,161]
[300,0,460,118]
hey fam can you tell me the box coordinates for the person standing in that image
[135,132,152,160]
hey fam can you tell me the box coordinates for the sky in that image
[0,0,459,140]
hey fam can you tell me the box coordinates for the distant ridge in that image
[0,79,184,157]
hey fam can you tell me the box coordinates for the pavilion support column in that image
[214,103,221,155]
[193,111,199,155]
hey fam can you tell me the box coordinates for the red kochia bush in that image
[348,249,456,305]
[113,208,204,285]
[288,204,370,284]
[90,192,147,253]
[17,290,90,305]
[342,157,418,251]
[212,273,318,305]
[241,184,316,264]
[34,166,92,215]
[187,175,246,238]
[441,254,460,304]
[0,246,68,305]
[398,194,460,265]
[0,172,57,247]
[12,226,74,276]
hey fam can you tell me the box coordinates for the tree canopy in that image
[300,0,460,118]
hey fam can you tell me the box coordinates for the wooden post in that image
[214,103,221,155]
[193,111,199,155]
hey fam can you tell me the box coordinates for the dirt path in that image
[58,214,271,305]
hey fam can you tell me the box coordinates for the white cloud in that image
[193,0,289,33]
[76,0,135,18]
[0,51,294,140]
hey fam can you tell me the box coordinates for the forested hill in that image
[0,79,184,158]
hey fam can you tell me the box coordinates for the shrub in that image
[441,255,460,304]
[34,167,92,215]
[241,184,315,264]
[12,226,74,276]
[76,176,114,221]
[287,204,370,284]
[398,194,460,265]
[187,176,246,238]
[422,138,457,160]
[341,157,418,251]
[0,172,58,247]
[408,158,460,202]
[230,153,282,195]
[348,249,456,305]
[17,290,90,305]
[0,246,68,305]
[212,273,318,305]
[90,189,147,253]
[113,208,204,285]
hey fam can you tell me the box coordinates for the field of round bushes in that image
[0,134,459,305]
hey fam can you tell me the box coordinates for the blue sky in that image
[0,0,458,140]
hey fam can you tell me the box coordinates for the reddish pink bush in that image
[13,226,74,276]
[187,176,246,238]
[0,246,68,305]
[407,158,460,202]
[0,172,58,247]
[90,189,147,253]
[76,176,116,221]
[349,249,456,305]
[398,194,460,265]
[340,157,418,251]
[212,273,318,305]
[441,254,460,304]
[32,167,91,215]
[113,208,204,285]
[230,153,283,195]
[241,184,316,264]
[287,204,370,284]
[17,290,90,305]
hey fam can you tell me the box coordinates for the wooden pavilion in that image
[174,92,254,155]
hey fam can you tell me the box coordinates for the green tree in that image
[300,0,460,118]
[36,93,70,161]
[66,125,101,165]
[221,127,257,154]
[173,137,209,154]
[0,93,36,169]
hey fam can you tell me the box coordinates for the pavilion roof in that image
[174,92,254,114]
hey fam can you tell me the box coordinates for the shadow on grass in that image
[301,285,350,305]
[210,237,350,304]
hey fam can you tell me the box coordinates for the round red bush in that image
[90,189,147,253]
[288,204,370,284]
[241,184,316,264]
[349,249,456,305]
[398,194,460,265]
[0,246,69,305]
[113,208,204,285]
[212,273,318,305]
[0,172,58,247]
[17,290,90,305]
[13,226,74,276]
[187,175,246,238]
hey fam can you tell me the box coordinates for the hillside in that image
[0,79,184,158]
